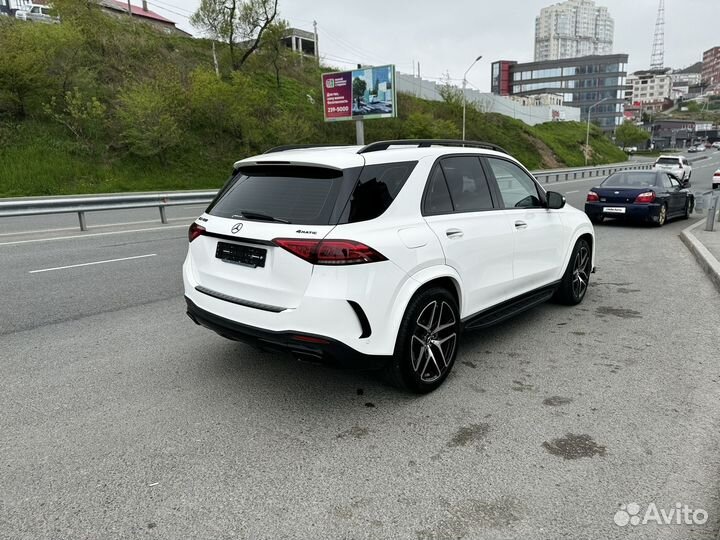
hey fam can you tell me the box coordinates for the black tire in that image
[553,238,592,306]
[653,203,668,227]
[385,287,460,394]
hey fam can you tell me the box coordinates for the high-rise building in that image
[534,0,614,62]
[702,47,720,91]
[491,54,628,130]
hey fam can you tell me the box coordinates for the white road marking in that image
[29,254,157,274]
[0,225,188,246]
[0,215,200,237]
[565,190,580,194]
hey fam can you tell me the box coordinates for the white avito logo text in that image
[614,503,708,527]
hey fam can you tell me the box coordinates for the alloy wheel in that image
[658,205,667,225]
[572,245,591,300]
[410,300,457,383]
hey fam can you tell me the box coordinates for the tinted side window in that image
[439,156,494,212]
[668,176,680,189]
[346,161,417,223]
[487,158,543,208]
[662,175,673,189]
[424,167,453,215]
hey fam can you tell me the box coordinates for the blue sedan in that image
[585,170,694,227]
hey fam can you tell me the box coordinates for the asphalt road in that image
[2,153,720,539]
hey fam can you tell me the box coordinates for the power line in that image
[146,1,192,21]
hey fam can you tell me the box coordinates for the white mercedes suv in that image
[184,140,595,393]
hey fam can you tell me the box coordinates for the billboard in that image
[322,64,396,122]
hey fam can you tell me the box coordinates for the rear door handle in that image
[446,228,463,238]
[515,220,528,230]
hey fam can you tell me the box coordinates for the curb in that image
[680,218,720,293]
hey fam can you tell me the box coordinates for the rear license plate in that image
[216,242,267,268]
[603,207,626,214]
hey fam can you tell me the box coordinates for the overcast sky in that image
[154,0,717,91]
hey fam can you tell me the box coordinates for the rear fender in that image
[386,266,464,352]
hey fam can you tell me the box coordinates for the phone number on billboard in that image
[327,106,350,113]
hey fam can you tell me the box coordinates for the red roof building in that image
[98,0,189,35]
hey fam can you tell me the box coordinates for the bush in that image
[116,80,183,158]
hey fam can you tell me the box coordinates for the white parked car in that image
[183,140,596,393]
[713,170,720,190]
[15,4,59,23]
[653,155,692,183]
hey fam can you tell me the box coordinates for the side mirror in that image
[682,180,690,188]
[547,191,566,210]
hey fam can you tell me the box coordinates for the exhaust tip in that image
[293,351,324,364]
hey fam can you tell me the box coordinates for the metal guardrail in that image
[0,156,708,232]
[0,191,216,231]
[532,162,654,184]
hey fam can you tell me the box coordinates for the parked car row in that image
[181,138,712,393]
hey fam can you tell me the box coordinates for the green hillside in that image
[0,4,626,197]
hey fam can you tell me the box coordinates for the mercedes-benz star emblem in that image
[231,223,243,234]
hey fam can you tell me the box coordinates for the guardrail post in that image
[159,206,168,224]
[78,211,87,231]
[706,196,719,232]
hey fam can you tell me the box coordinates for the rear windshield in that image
[656,158,680,165]
[601,172,659,187]
[207,165,347,225]
[207,161,417,225]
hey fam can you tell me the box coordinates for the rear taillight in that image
[188,223,206,242]
[586,191,599,202]
[273,238,387,265]
[635,191,656,204]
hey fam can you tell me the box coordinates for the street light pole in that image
[462,55,482,141]
[585,97,610,165]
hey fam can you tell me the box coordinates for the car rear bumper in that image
[585,202,661,221]
[186,297,390,369]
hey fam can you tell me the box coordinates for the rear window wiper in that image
[233,211,291,224]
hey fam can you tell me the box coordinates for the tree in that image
[352,77,367,109]
[191,0,279,70]
[615,121,650,148]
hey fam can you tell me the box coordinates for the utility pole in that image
[462,55,482,141]
[585,97,610,165]
[127,0,132,16]
[313,20,319,66]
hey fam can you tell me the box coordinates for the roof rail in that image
[263,144,346,154]
[357,139,509,155]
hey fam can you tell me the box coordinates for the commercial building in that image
[650,120,695,150]
[626,69,672,110]
[491,54,628,130]
[534,0,614,62]
[702,47,720,91]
